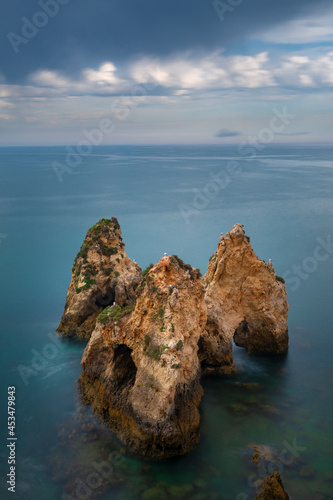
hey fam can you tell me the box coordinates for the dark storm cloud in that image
[215,129,241,138]
[0,0,327,83]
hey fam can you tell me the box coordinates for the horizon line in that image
[0,142,332,148]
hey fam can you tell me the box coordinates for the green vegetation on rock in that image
[142,263,154,278]
[97,304,135,324]
[73,217,121,270]
[143,336,169,361]
[101,244,118,257]
[176,340,183,350]
[276,276,285,284]
[153,307,165,321]
[87,217,120,238]
[75,264,98,293]
[171,255,202,279]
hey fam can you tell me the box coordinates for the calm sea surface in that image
[0,145,332,499]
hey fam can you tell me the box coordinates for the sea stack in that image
[201,223,288,373]
[57,217,142,339]
[79,255,206,458]
[58,220,289,458]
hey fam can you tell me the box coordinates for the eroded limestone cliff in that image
[79,255,206,458]
[57,218,142,339]
[201,223,288,374]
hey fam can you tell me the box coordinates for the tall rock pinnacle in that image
[57,217,142,339]
[201,223,289,373]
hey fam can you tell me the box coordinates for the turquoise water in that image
[0,145,332,499]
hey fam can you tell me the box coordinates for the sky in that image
[0,0,332,145]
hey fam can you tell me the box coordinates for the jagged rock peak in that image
[202,224,288,370]
[255,472,289,499]
[57,217,142,339]
[79,254,207,458]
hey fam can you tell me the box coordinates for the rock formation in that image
[255,472,289,499]
[201,224,288,373]
[57,219,289,458]
[79,255,206,458]
[57,217,142,339]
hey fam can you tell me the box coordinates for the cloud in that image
[30,71,73,88]
[130,51,276,90]
[0,48,331,107]
[0,114,14,121]
[0,100,14,109]
[215,129,241,138]
[28,62,126,95]
[130,49,333,92]
[83,63,121,86]
[6,51,278,102]
[274,51,333,87]
[253,6,333,43]
[0,0,321,83]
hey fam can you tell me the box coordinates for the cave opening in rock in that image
[197,336,206,366]
[95,287,115,309]
[233,319,250,349]
[112,344,137,392]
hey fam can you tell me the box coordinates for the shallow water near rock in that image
[0,144,332,499]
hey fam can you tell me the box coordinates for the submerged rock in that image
[79,255,206,459]
[57,218,142,339]
[299,465,316,478]
[233,382,263,393]
[47,407,126,499]
[141,486,169,500]
[251,444,276,463]
[255,472,289,499]
[202,224,288,372]
[251,452,261,464]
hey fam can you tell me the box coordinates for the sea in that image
[0,144,332,500]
